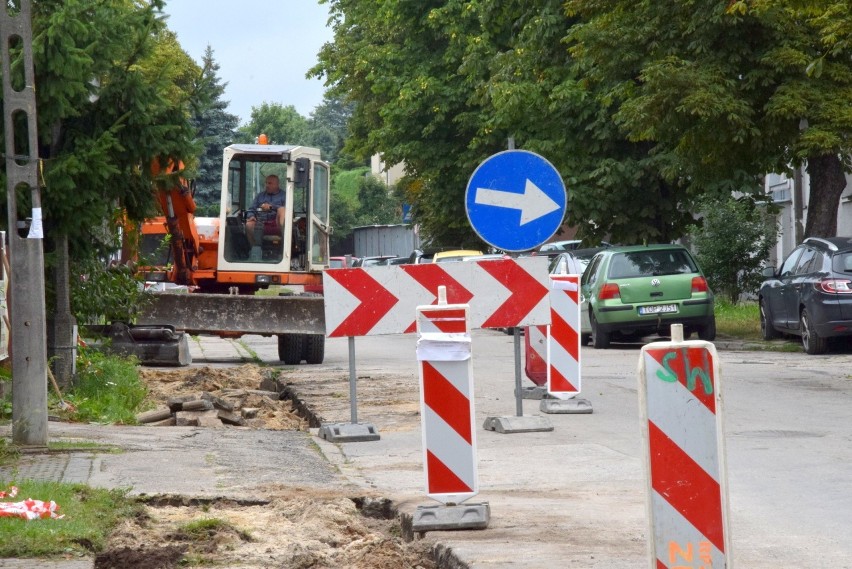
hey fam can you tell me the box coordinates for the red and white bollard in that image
[411,286,489,531]
[525,274,592,413]
[638,324,731,568]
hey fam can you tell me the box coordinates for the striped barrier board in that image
[524,275,582,398]
[324,257,550,337]
[547,275,581,398]
[638,340,731,569]
[416,303,478,505]
[524,324,548,386]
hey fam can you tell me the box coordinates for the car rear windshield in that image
[835,252,852,273]
[608,250,698,279]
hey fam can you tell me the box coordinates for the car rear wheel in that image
[697,316,716,341]
[800,308,828,355]
[759,299,780,340]
[590,311,610,349]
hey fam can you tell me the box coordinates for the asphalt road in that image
[227,331,852,568]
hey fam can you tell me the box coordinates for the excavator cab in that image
[218,144,330,288]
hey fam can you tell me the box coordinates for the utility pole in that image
[2,0,48,446]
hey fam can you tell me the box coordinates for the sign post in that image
[322,258,551,442]
[465,149,567,434]
[637,325,732,568]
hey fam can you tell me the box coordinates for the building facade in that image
[765,167,852,265]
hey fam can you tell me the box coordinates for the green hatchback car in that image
[580,244,716,348]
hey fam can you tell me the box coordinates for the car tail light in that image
[817,279,852,294]
[691,276,708,293]
[598,283,621,300]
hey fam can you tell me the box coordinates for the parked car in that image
[352,255,396,267]
[758,236,852,354]
[462,253,510,262]
[540,239,582,252]
[581,244,715,348]
[432,249,483,263]
[407,249,432,264]
[539,240,612,253]
[546,250,596,342]
[328,256,353,269]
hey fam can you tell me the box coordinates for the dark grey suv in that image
[759,237,852,354]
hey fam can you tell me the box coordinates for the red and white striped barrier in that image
[638,335,731,568]
[0,487,63,520]
[324,257,550,337]
[416,301,478,505]
[524,275,582,398]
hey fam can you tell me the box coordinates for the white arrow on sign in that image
[474,179,560,225]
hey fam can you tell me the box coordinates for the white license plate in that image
[639,304,677,315]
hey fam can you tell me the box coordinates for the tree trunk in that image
[46,233,77,388]
[804,153,847,238]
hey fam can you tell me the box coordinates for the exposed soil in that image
[106,365,436,569]
[96,486,435,569]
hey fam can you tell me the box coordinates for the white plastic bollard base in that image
[411,502,490,532]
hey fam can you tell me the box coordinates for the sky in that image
[162,0,335,125]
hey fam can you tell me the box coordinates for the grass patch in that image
[255,285,294,297]
[59,349,148,425]
[0,480,140,558]
[176,517,253,542]
[0,438,19,467]
[235,340,262,363]
[714,300,761,339]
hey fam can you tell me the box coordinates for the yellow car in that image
[432,249,484,263]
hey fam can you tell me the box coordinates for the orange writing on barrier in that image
[668,540,713,568]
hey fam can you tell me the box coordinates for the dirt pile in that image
[138,365,307,430]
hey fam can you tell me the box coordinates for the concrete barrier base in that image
[318,422,380,442]
[515,385,547,400]
[411,502,490,533]
[482,415,553,434]
[540,397,593,414]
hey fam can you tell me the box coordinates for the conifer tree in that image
[191,45,240,216]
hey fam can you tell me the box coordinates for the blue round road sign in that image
[465,150,566,252]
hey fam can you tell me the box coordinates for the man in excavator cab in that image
[246,174,286,248]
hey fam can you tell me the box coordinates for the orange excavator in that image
[131,138,331,364]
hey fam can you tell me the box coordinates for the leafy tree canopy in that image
[314,0,852,245]
[237,102,310,145]
[0,0,199,258]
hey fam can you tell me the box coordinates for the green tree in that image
[690,196,777,303]
[312,1,699,247]
[566,0,852,239]
[478,0,696,244]
[316,1,852,246]
[307,94,354,164]
[312,1,498,248]
[24,0,198,253]
[237,102,310,145]
[355,175,401,226]
[191,46,240,216]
